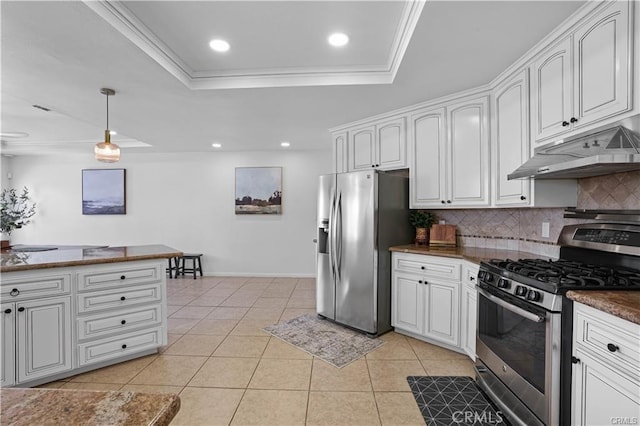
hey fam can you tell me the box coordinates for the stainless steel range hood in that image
[508,115,640,180]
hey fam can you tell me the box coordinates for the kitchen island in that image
[0,387,180,426]
[0,245,181,388]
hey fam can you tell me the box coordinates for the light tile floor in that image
[38,276,475,425]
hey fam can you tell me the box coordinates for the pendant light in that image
[94,88,120,162]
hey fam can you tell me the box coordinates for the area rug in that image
[262,314,384,368]
[407,376,509,426]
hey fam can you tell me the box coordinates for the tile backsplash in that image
[428,170,640,258]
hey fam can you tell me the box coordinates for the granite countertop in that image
[389,244,543,265]
[0,388,180,426]
[566,290,640,325]
[1,244,183,272]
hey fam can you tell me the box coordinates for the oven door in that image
[476,285,561,426]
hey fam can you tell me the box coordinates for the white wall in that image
[8,149,331,276]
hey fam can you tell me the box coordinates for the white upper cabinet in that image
[409,107,447,207]
[347,117,407,172]
[532,37,573,142]
[493,69,531,206]
[573,0,631,127]
[448,96,490,207]
[410,96,490,208]
[332,131,348,173]
[532,0,632,147]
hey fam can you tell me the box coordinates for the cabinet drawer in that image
[77,283,163,314]
[574,303,640,377]
[393,253,461,281]
[78,327,163,367]
[1,273,71,301]
[77,262,162,292]
[463,262,479,288]
[77,304,162,341]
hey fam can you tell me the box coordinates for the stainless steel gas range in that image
[475,220,640,426]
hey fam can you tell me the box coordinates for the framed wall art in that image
[82,168,126,215]
[235,167,282,215]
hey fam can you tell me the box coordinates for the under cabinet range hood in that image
[508,115,640,180]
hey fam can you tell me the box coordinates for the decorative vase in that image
[415,227,429,245]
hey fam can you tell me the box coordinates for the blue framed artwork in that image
[82,168,126,215]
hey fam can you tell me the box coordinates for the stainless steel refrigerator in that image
[316,169,412,335]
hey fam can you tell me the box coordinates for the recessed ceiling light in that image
[209,39,230,52]
[328,32,349,47]
[280,141,290,147]
[212,143,222,148]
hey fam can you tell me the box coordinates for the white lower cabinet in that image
[461,262,479,361]
[16,296,72,383]
[1,296,73,386]
[571,302,640,426]
[392,252,476,355]
[0,260,167,387]
[1,303,16,387]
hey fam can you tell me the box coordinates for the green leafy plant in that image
[1,187,37,236]
[409,210,435,229]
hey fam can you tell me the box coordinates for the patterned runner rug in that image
[262,314,384,368]
[407,376,509,426]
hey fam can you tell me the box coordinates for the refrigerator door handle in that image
[329,189,338,282]
[336,192,343,280]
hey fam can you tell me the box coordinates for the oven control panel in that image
[477,268,562,312]
[573,228,640,246]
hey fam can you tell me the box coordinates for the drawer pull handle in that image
[571,356,580,364]
[122,344,127,349]
[17,307,25,312]
[607,343,619,353]
[120,275,126,280]
[10,288,19,297]
[420,266,425,270]
[120,296,126,301]
[4,308,11,314]
[121,320,126,325]
[418,280,423,284]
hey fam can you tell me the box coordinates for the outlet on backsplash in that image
[542,221,550,238]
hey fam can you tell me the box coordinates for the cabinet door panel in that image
[377,118,406,169]
[332,132,348,173]
[349,127,376,171]
[392,272,424,335]
[533,37,572,142]
[574,1,630,127]
[1,303,15,387]
[449,98,490,206]
[424,279,459,346]
[410,108,446,207]
[572,348,640,426]
[494,70,531,205]
[16,297,72,383]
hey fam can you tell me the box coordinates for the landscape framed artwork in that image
[235,167,282,214]
[82,169,126,215]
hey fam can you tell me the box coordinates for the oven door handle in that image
[478,288,545,323]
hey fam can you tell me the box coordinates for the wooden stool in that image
[166,257,180,278]
[177,254,203,279]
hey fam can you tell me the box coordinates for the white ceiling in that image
[0,1,585,156]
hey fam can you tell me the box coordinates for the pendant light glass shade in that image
[95,130,120,162]
[95,88,120,162]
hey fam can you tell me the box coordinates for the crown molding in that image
[83,0,425,90]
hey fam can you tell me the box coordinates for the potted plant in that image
[409,210,435,245]
[1,187,37,248]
